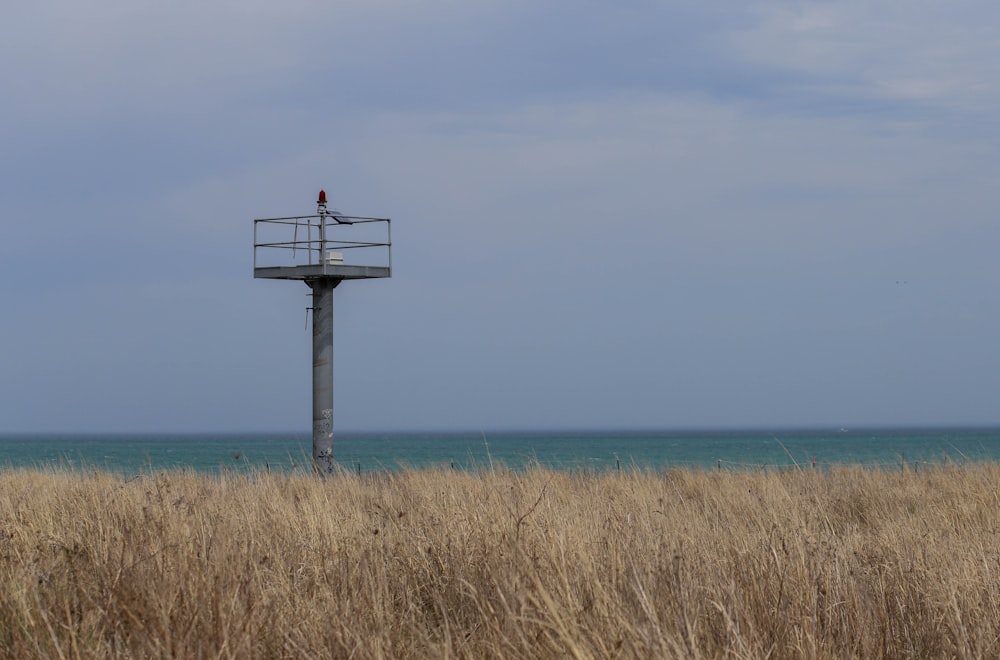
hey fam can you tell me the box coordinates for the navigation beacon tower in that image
[253,191,392,473]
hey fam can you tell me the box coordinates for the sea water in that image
[1,428,999,475]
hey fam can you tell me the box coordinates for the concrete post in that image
[310,278,339,474]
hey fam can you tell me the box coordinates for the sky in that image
[2,1,1000,433]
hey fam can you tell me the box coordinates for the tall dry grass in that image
[1,463,999,658]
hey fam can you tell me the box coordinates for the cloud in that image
[731,2,1000,115]
[4,1,1000,431]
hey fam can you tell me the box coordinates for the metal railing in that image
[253,214,391,271]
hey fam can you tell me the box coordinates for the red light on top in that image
[317,190,327,204]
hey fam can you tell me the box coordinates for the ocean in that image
[1,428,999,475]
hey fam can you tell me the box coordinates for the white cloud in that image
[731,2,1000,112]
[5,0,1000,431]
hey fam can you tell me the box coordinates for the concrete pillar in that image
[309,278,339,474]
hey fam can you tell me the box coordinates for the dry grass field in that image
[1,463,999,658]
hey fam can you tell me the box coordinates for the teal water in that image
[1,428,999,475]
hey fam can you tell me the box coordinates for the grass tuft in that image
[1,464,999,657]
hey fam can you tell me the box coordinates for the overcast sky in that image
[3,1,1000,433]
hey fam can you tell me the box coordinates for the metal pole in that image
[319,213,326,266]
[310,277,339,474]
